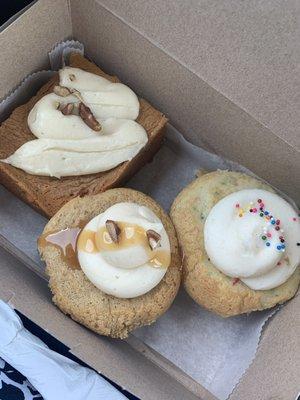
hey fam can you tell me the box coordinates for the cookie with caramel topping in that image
[38,188,181,338]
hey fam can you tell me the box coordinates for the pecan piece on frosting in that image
[146,230,161,250]
[58,103,74,115]
[105,220,121,243]
[78,102,101,132]
[54,85,101,131]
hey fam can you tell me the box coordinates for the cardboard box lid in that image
[0,0,299,399]
[98,0,300,151]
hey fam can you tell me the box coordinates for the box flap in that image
[0,0,37,33]
[96,0,300,152]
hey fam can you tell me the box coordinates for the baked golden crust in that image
[0,54,167,217]
[38,188,181,338]
[170,170,300,317]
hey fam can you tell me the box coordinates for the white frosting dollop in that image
[204,189,300,290]
[2,67,148,177]
[77,202,171,298]
[59,67,140,120]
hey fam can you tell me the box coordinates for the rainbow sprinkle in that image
[235,198,286,252]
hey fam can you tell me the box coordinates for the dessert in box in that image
[38,188,181,338]
[0,53,167,217]
[37,169,299,340]
[0,0,299,397]
[171,171,300,316]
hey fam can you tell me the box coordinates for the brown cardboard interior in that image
[97,0,300,151]
[0,0,299,399]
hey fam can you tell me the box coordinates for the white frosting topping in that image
[2,67,147,177]
[204,189,300,290]
[77,203,170,298]
[59,67,140,120]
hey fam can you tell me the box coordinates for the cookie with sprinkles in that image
[171,170,300,317]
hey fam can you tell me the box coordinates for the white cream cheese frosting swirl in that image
[77,202,171,298]
[3,67,148,177]
[204,189,300,290]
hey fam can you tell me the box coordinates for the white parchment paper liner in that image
[0,40,297,400]
[49,40,84,70]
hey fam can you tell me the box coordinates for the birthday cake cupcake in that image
[171,171,300,316]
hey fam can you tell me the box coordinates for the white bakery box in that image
[0,1,299,399]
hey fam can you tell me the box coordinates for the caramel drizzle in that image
[38,227,82,270]
[39,222,170,270]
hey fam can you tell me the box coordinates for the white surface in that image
[0,300,126,400]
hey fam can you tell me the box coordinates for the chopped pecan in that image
[146,230,161,250]
[59,103,74,115]
[78,102,101,131]
[69,73,76,81]
[105,220,121,243]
